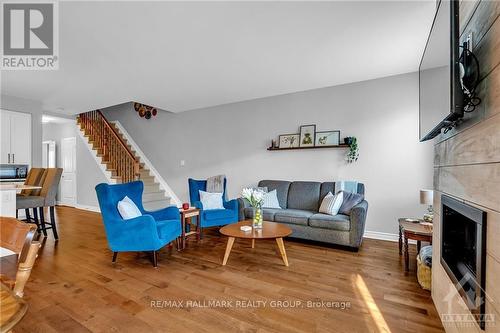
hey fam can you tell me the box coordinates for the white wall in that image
[104,72,434,235]
[42,122,107,208]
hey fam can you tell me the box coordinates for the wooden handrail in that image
[77,110,140,183]
[96,110,136,161]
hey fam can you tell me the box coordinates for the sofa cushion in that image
[320,182,335,202]
[287,182,321,211]
[308,213,351,231]
[258,180,291,209]
[202,208,234,221]
[244,207,281,221]
[274,209,315,226]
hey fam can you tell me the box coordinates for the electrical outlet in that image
[180,160,185,166]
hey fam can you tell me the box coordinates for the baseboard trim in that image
[364,230,417,244]
[75,204,100,213]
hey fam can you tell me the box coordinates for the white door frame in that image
[60,137,77,207]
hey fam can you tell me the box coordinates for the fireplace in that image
[441,195,487,329]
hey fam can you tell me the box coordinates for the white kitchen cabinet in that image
[0,110,31,165]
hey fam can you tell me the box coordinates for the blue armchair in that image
[188,178,239,236]
[95,181,181,267]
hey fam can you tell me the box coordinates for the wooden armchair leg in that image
[13,242,41,298]
[112,252,118,263]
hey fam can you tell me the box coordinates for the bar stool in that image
[16,168,63,240]
[17,168,46,224]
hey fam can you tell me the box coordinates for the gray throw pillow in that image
[338,191,364,215]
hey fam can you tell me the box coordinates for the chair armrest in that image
[223,199,239,212]
[107,215,161,250]
[349,200,368,248]
[144,205,180,221]
[193,201,204,210]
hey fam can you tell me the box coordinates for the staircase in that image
[77,110,171,211]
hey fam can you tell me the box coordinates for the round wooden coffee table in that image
[219,220,292,266]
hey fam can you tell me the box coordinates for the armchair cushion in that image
[202,209,234,221]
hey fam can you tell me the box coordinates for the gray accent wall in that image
[103,72,434,235]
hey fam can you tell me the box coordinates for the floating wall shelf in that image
[267,144,349,151]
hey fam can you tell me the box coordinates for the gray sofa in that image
[238,180,368,249]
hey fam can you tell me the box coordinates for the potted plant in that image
[345,137,359,163]
[241,188,265,228]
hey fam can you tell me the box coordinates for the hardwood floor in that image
[16,206,444,333]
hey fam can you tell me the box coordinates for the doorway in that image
[60,137,77,207]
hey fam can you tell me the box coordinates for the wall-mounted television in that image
[419,0,464,142]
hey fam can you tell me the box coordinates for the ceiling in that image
[1,1,436,114]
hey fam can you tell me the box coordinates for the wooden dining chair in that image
[0,217,40,298]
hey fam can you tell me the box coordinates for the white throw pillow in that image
[262,190,281,209]
[319,192,344,216]
[199,190,224,210]
[117,196,142,220]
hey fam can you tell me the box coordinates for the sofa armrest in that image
[349,200,368,248]
[223,199,239,212]
[237,198,250,221]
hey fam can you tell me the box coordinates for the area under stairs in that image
[77,112,172,211]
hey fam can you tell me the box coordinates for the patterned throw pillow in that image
[338,191,364,215]
[319,192,344,215]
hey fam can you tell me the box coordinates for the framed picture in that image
[279,134,300,148]
[299,125,316,147]
[315,130,340,146]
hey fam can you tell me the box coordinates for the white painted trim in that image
[75,204,101,213]
[364,230,417,244]
[76,124,116,184]
[111,120,182,207]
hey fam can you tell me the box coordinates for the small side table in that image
[179,207,201,250]
[398,218,433,272]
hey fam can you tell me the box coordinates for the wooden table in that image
[0,282,27,333]
[219,220,292,266]
[179,207,200,250]
[398,218,433,272]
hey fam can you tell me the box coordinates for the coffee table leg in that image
[251,239,255,249]
[222,237,235,265]
[275,238,289,267]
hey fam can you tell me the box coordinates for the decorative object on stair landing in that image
[241,188,265,229]
[345,137,359,163]
[299,124,316,147]
[134,102,158,120]
[315,130,340,146]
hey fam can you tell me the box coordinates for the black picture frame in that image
[299,124,316,147]
[315,130,341,146]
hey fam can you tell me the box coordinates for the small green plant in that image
[346,137,359,163]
